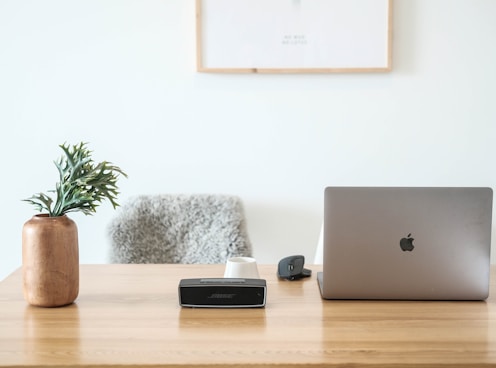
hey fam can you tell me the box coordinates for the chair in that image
[107,194,252,264]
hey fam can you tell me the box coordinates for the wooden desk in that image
[1,264,495,367]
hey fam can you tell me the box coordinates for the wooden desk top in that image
[1,264,495,368]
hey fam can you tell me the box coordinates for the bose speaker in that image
[178,278,267,308]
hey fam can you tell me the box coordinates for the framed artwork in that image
[196,0,393,73]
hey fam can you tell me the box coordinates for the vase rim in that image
[33,213,68,219]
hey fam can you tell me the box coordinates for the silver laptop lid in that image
[318,187,493,300]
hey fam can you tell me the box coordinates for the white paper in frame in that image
[196,0,392,74]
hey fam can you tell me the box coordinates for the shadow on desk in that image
[179,307,266,328]
[23,304,81,364]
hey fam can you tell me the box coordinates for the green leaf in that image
[22,142,127,217]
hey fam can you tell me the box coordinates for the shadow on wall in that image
[243,201,321,265]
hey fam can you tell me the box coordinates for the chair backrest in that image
[107,194,252,264]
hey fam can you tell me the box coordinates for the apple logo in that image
[400,233,414,251]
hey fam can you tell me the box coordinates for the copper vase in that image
[22,214,79,307]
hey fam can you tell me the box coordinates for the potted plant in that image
[22,142,127,307]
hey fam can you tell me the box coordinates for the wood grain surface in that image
[1,264,495,367]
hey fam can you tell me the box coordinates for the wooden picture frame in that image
[196,0,392,74]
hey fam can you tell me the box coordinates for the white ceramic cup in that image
[223,257,260,279]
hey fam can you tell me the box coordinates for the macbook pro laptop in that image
[317,187,493,300]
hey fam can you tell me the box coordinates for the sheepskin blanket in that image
[108,194,252,264]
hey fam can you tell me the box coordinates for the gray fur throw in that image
[107,194,252,264]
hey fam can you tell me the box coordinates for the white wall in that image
[1,0,495,281]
